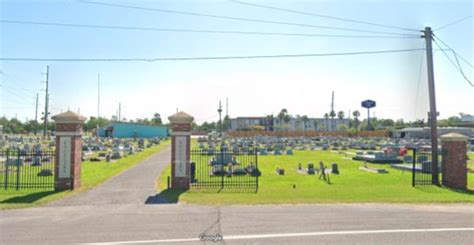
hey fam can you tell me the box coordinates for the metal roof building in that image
[98,122,168,138]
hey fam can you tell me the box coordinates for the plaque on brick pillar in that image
[168,111,194,190]
[440,133,468,190]
[52,111,86,191]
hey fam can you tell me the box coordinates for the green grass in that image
[158,149,474,205]
[0,140,170,209]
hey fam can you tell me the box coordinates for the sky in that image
[0,0,473,124]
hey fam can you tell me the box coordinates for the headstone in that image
[331,163,339,174]
[307,163,315,174]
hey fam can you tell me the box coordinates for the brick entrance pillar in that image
[52,111,86,191]
[168,111,194,190]
[440,133,468,190]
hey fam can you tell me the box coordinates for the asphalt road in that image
[1,145,473,245]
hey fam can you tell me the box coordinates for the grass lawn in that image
[0,140,170,209]
[158,149,474,205]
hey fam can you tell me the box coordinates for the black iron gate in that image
[0,149,55,190]
[190,148,259,190]
[411,147,444,187]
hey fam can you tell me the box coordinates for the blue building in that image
[98,122,168,138]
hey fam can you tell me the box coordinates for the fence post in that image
[412,148,416,187]
[16,149,20,190]
[5,149,9,190]
[221,148,224,189]
[255,148,259,191]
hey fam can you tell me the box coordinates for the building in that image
[460,114,474,122]
[230,117,272,131]
[229,116,349,132]
[98,122,168,138]
[392,127,474,139]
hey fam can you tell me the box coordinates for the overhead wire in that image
[0,20,421,39]
[77,0,420,37]
[0,48,425,62]
[433,35,473,68]
[434,15,473,31]
[432,39,473,87]
[229,0,420,32]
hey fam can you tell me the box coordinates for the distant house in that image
[98,122,168,138]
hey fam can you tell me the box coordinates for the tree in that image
[277,108,288,132]
[151,113,163,125]
[337,111,345,120]
[329,110,336,132]
[222,115,231,131]
[352,110,360,130]
[324,113,329,132]
[301,115,309,133]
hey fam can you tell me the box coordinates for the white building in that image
[230,116,349,132]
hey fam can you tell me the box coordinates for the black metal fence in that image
[190,148,259,191]
[411,148,444,187]
[0,149,55,190]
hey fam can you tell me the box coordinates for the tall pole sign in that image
[361,100,376,131]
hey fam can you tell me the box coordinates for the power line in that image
[434,15,473,31]
[433,39,473,87]
[78,0,419,37]
[0,19,421,39]
[433,35,473,68]
[230,0,420,32]
[0,48,425,62]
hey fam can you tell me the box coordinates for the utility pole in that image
[43,65,49,138]
[97,73,100,119]
[226,97,229,117]
[218,100,222,137]
[34,93,38,135]
[423,26,439,185]
[331,91,335,132]
[118,102,121,122]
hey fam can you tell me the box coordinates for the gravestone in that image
[307,163,315,174]
[331,163,339,174]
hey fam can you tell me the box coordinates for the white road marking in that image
[81,227,474,244]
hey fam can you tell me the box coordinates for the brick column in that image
[440,133,468,190]
[52,111,86,191]
[168,111,194,190]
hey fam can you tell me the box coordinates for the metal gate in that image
[411,147,443,187]
[0,149,55,190]
[190,148,259,191]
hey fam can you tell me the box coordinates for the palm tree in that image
[337,111,345,132]
[284,114,291,132]
[329,110,336,132]
[301,115,309,134]
[277,109,288,131]
[352,110,360,130]
[324,113,329,132]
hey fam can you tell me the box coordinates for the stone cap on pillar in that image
[51,111,87,124]
[168,111,194,124]
[440,132,469,142]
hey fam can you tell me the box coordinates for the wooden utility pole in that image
[423,26,439,185]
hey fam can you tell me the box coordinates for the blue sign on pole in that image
[361,100,376,131]
[361,100,376,109]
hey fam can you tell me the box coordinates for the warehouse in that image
[98,122,168,138]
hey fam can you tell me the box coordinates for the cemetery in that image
[158,133,474,204]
